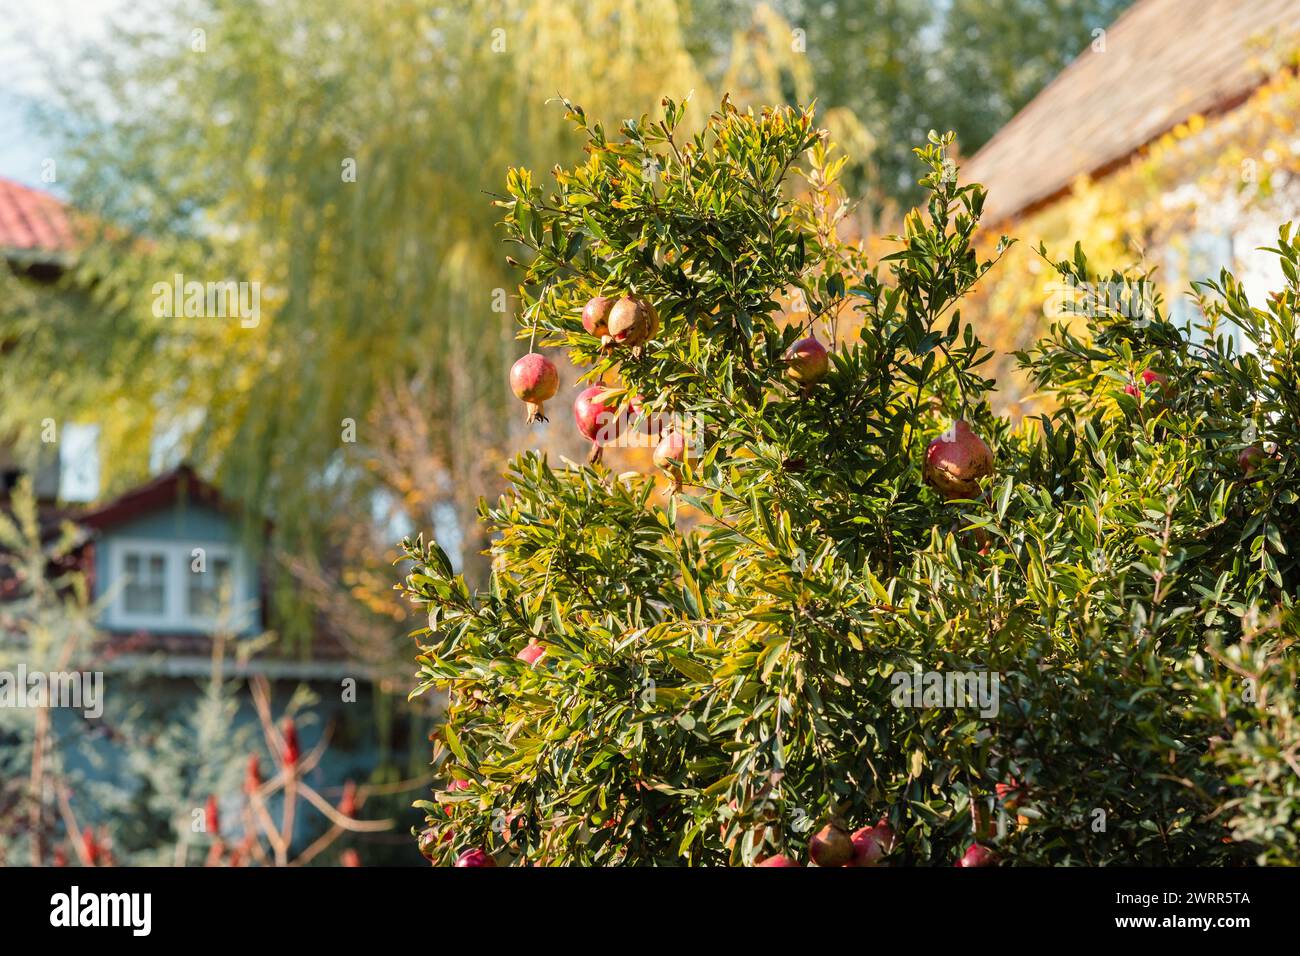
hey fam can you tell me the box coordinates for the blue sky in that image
[0,0,125,189]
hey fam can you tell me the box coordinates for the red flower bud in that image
[244,754,262,794]
[205,794,220,835]
[82,826,99,866]
[282,718,300,769]
[339,780,357,818]
[341,849,361,867]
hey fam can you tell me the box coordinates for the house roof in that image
[0,177,75,258]
[77,464,232,531]
[962,0,1300,225]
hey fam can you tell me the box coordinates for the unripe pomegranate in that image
[281,718,300,769]
[582,295,615,337]
[339,779,358,818]
[417,827,441,862]
[808,822,854,867]
[244,754,262,794]
[756,854,801,867]
[455,847,496,867]
[574,385,621,463]
[784,336,829,391]
[653,429,691,494]
[849,821,896,866]
[205,794,220,835]
[955,843,997,867]
[516,640,546,666]
[924,420,993,500]
[510,353,559,424]
[607,296,658,350]
[1124,369,1173,400]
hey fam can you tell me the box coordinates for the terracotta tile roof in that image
[0,177,75,257]
[963,0,1300,225]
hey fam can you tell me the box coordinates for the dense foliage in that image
[401,98,1300,866]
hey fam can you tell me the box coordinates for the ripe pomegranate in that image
[924,420,993,500]
[516,640,546,666]
[205,794,220,835]
[1124,369,1173,401]
[339,779,358,818]
[784,336,829,391]
[281,718,300,769]
[582,295,615,338]
[955,843,997,867]
[653,429,691,494]
[509,353,559,423]
[808,822,854,867]
[574,385,621,463]
[756,854,801,867]
[849,821,896,866]
[607,296,658,350]
[455,847,496,867]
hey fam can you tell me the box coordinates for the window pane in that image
[188,556,233,618]
[123,550,167,616]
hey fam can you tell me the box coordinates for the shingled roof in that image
[963,0,1300,225]
[0,177,75,260]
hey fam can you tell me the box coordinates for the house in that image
[961,0,1300,396]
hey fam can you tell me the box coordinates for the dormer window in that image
[105,539,253,633]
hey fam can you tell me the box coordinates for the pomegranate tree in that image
[403,97,1300,869]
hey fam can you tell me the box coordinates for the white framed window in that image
[104,539,255,632]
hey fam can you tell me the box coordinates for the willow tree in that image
[7,0,777,645]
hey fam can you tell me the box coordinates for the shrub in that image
[399,97,1300,866]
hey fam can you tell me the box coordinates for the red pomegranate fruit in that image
[653,429,691,494]
[784,336,829,391]
[574,385,621,463]
[808,822,854,867]
[510,353,559,423]
[1238,444,1266,477]
[516,640,546,666]
[454,847,496,867]
[924,420,993,500]
[756,854,801,867]
[1124,369,1173,401]
[582,295,615,338]
[849,821,896,866]
[607,296,658,350]
[955,843,997,867]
